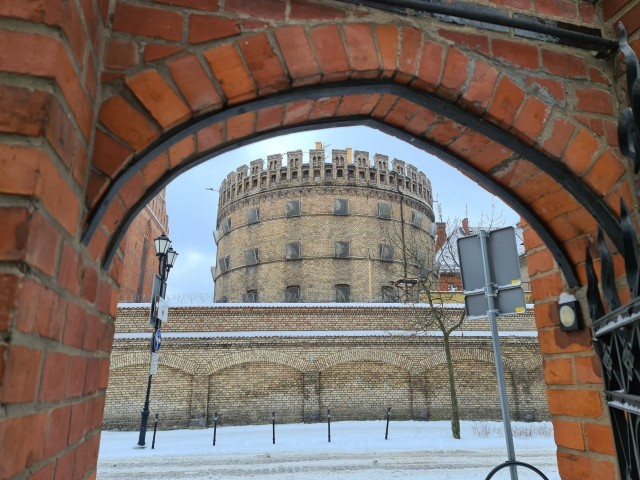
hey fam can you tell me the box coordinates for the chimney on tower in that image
[435,222,447,252]
[462,218,469,235]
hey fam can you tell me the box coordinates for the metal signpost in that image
[138,234,178,448]
[148,274,162,327]
[458,227,526,480]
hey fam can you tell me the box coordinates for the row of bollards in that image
[144,407,548,478]
[151,413,159,449]
[148,408,393,449]
[210,408,392,446]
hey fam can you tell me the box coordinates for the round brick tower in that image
[213,145,435,303]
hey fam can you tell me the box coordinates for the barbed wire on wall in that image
[118,293,216,305]
[118,287,531,306]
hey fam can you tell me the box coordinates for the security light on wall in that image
[558,292,583,331]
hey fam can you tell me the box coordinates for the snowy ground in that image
[98,421,559,479]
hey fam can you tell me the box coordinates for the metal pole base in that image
[137,409,150,447]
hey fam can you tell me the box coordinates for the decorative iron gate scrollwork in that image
[617,23,640,172]
[587,24,640,480]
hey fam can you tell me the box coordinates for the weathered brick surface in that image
[105,305,548,429]
[214,153,434,303]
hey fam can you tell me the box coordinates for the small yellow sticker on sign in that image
[515,307,525,313]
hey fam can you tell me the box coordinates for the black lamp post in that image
[137,233,178,447]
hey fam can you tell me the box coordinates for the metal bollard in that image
[327,409,331,443]
[212,412,218,446]
[272,412,276,444]
[151,414,159,449]
[385,407,391,440]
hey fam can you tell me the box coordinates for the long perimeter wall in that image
[105,305,547,429]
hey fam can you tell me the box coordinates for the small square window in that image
[448,284,457,292]
[242,290,259,302]
[285,199,301,217]
[334,199,348,215]
[334,241,350,259]
[221,217,232,234]
[335,284,351,303]
[417,251,429,278]
[285,242,301,260]
[245,248,259,266]
[285,286,300,303]
[381,286,396,303]
[411,211,423,228]
[247,207,260,225]
[218,255,230,273]
[380,244,394,261]
[377,202,392,219]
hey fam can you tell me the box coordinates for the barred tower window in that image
[285,199,301,217]
[381,286,396,303]
[285,286,300,303]
[335,284,351,303]
[285,242,301,260]
[380,244,394,261]
[245,248,259,266]
[334,199,348,215]
[247,207,260,225]
[411,211,423,228]
[221,216,232,233]
[218,256,230,274]
[377,202,392,219]
[242,290,259,302]
[335,241,350,258]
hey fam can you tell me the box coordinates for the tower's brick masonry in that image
[214,147,435,302]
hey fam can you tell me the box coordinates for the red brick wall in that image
[0,0,638,478]
[118,191,169,302]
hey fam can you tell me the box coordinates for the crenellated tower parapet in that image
[217,147,433,214]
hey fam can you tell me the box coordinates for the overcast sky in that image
[165,126,519,295]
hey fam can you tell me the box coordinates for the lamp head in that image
[166,247,178,268]
[154,233,171,256]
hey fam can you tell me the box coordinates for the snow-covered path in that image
[99,449,559,479]
[98,421,560,480]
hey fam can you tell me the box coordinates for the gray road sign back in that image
[458,227,522,291]
[458,227,526,319]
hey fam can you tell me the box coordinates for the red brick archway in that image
[1,1,639,478]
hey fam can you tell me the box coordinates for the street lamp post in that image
[137,233,178,447]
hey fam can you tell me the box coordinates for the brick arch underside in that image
[85,21,630,296]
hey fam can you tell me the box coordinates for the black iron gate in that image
[586,24,640,480]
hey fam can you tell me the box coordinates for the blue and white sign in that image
[153,329,162,352]
[149,352,159,375]
[154,295,169,323]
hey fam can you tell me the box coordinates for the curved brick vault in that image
[1,0,639,478]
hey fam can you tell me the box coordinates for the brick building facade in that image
[117,190,169,302]
[214,148,435,303]
[105,305,547,429]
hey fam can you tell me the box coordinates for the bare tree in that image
[385,203,506,440]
